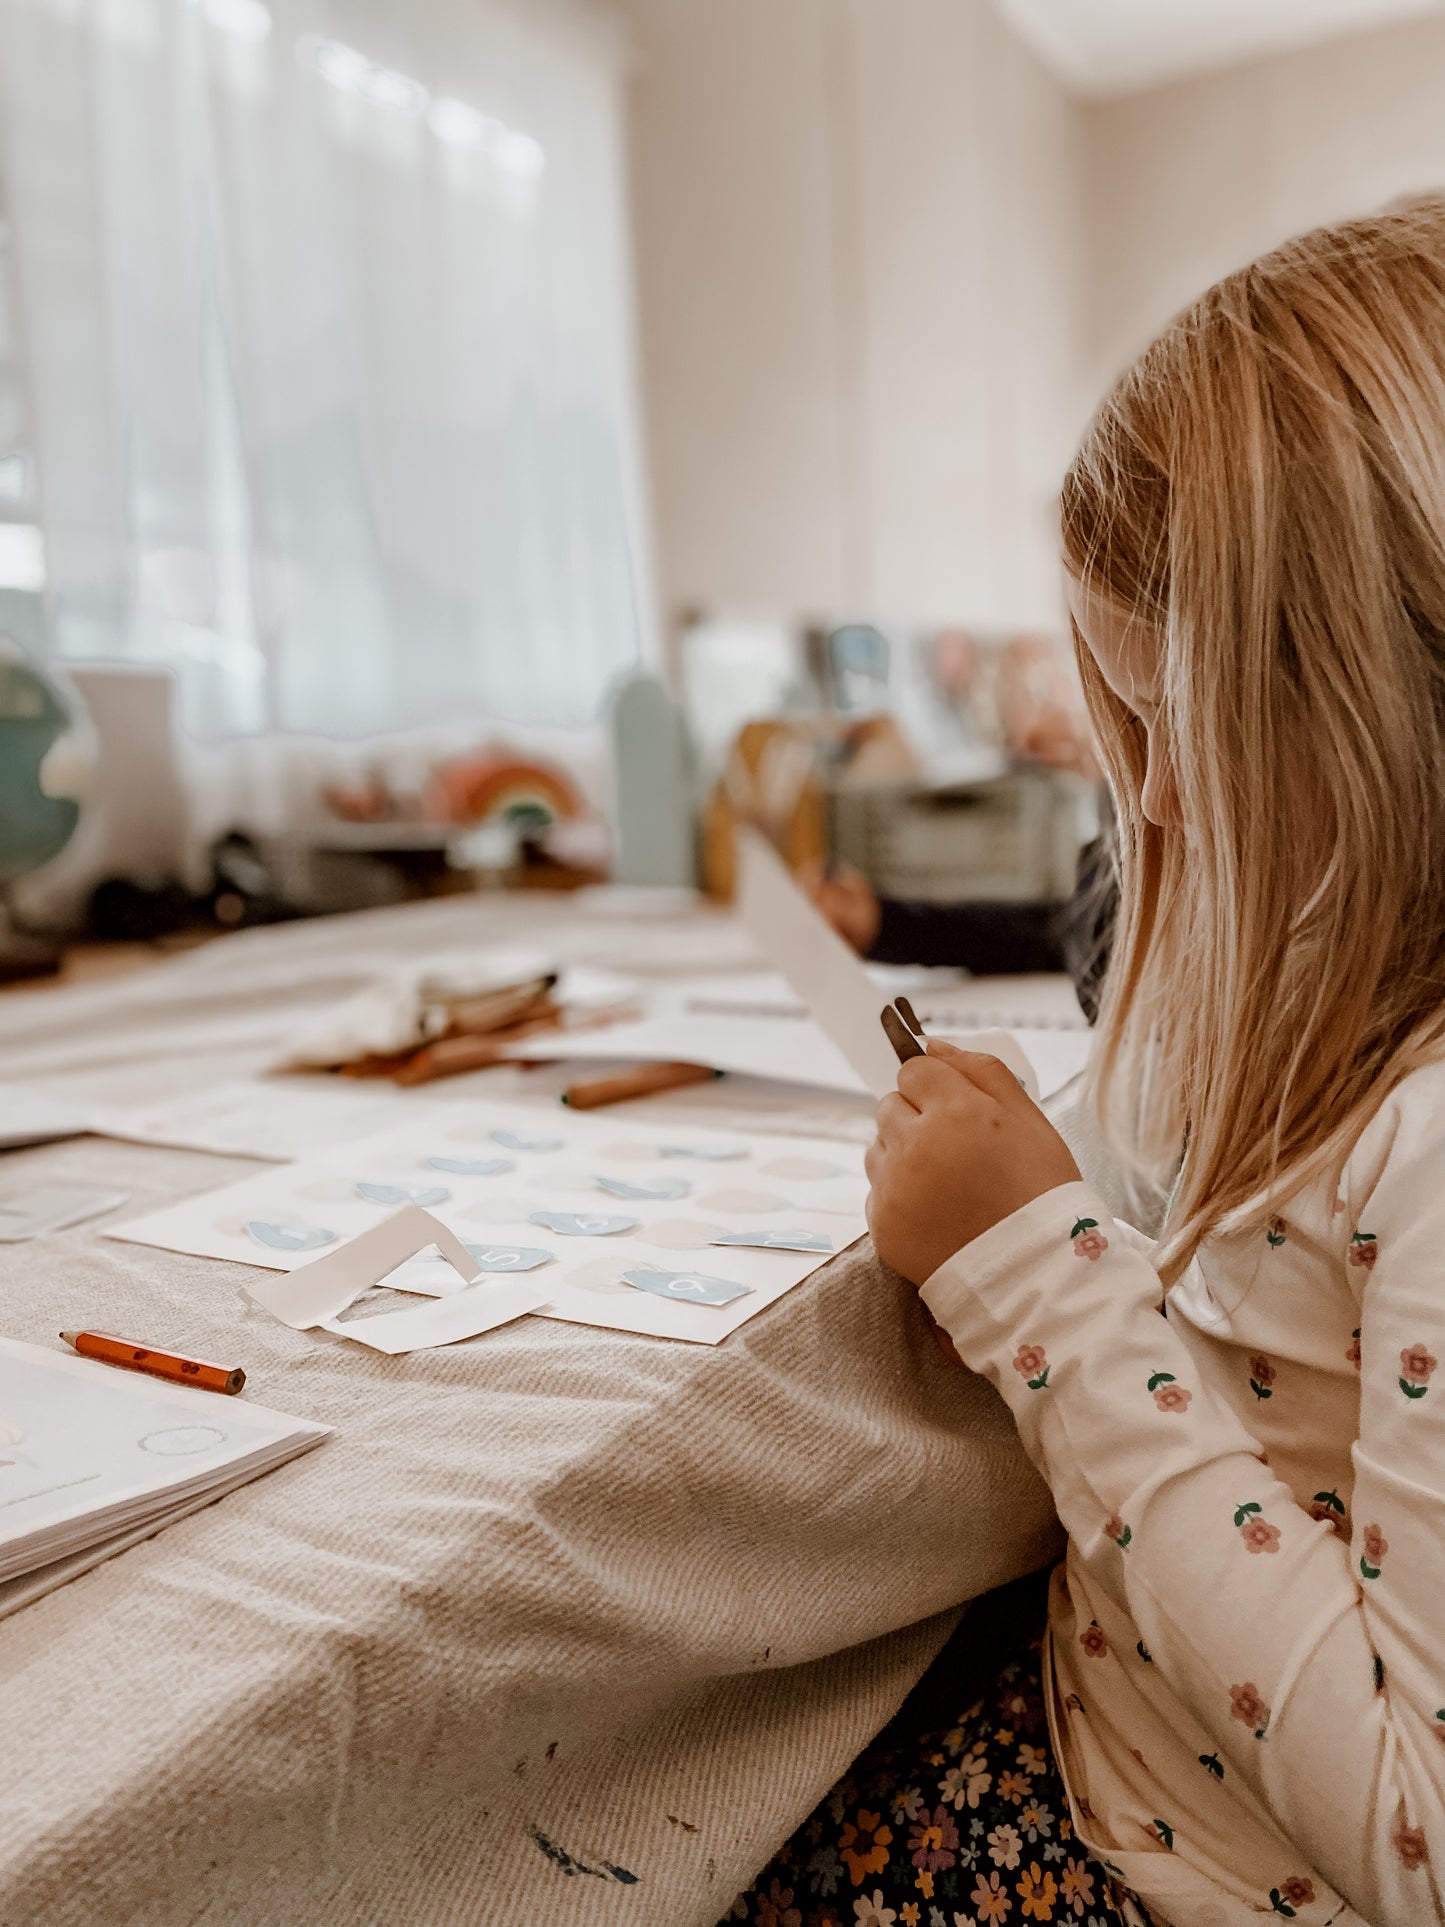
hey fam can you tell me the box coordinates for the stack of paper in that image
[0,1338,329,1617]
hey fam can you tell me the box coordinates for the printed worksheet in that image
[108,1104,870,1345]
[0,1338,328,1611]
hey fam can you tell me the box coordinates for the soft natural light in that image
[428,97,492,146]
[429,98,547,175]
[493,128,546,179]
[0,455,29,513]
[299,36,429,119]
[0,524,47,592]
[197,0,272,44]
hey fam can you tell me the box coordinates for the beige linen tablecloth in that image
[0,896,1063,1926]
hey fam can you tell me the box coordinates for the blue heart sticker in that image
[462,1243,553,1273]
[246,1220,336,1252]
[529,1210,640,1238]
[426,1155,516,1176]
[355,1181,452,1208]
[594,1174,691,1201]
[490,1129,563,1153]
[711,1228,834,1253]
[621,1267,753,1307]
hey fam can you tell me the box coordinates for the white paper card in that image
[242,1205,482,1329]
[319,1276,547,1353]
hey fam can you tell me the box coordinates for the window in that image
[0,0,649,737]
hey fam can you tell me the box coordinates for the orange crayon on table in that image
[59,1330,246,1396]
[560,1061,721,1111]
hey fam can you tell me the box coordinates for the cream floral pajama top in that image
[920,1058,1445,1927]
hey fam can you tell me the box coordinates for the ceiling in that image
[993,0,1445,96]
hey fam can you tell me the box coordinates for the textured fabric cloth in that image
[0,895,1064,1925]
[915,1066,1445,1927]
[725,1571,1140,1927]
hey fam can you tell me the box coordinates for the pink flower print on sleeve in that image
[1148,1370,1192,1412]
[1079,1621,1109,1659]
[1349,1230,1379,1268]
[1269,1875,1316,1916]
[1012,1343,1050,1391]
[1103,1511,1132,1551]
[1393,1824,1429,1871]
[1070,1216,1108,1260]
[1309,1489,1347,1534]
[1234,1501,1281,1553]
[1229,1681,1271,1738]
[1400,1344,1437,1399]
[1360,1523,1388,1581]
[1265,1216,1287,1248]
[1249,1355,1276,1401]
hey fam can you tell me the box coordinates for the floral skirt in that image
[721,1571,1134,1927]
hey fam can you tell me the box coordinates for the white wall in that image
[1081,11,1445,392]
[615,0,1088,640]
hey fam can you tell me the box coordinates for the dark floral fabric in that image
[722,1574,1133,1927]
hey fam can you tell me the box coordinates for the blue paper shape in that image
[426,1155,515,1177]
[621,1266,753,1307]
[658,1142,747,1161]
[594,1174,691,1201]
[246,1219,336,1252]
[462,1243,553,1273]
[529,1210,639,1238]
[711,1228,834,1253]
[491,1128,563,1152]
[355,1180,452,1208]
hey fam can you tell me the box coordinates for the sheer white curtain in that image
[0,0,649,738]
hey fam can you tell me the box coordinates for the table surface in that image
[0,892,1065,1926]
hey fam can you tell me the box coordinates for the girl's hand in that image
[865,1039,1081,1285]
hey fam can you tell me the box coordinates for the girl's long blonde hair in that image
[1062,201,1445,1283]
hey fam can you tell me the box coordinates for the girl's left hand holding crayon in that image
[866,1038,1080,1286]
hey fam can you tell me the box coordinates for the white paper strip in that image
[242,1205,481,1330]
[734,831,1044,1100]
[735,829,902,1097]
[318,1277,547,1353]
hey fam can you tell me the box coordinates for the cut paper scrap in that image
[621,1267,753,1308]
[426,1155,515,1176]
[491,1129,563,1152]
[594,1174,690,1201]
[247,1220,336,1253]
[466,1243,553,1272]
[659,1141,747,1161]
[242,1206,548,1352]
[712,1228,834,1253]
[529,1210,639,1238]
[354,1180,451,1207]
[318,1279,546,1355]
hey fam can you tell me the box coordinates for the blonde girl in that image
[732,202,1445,1927]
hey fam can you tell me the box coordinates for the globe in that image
[0,639,88,887]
